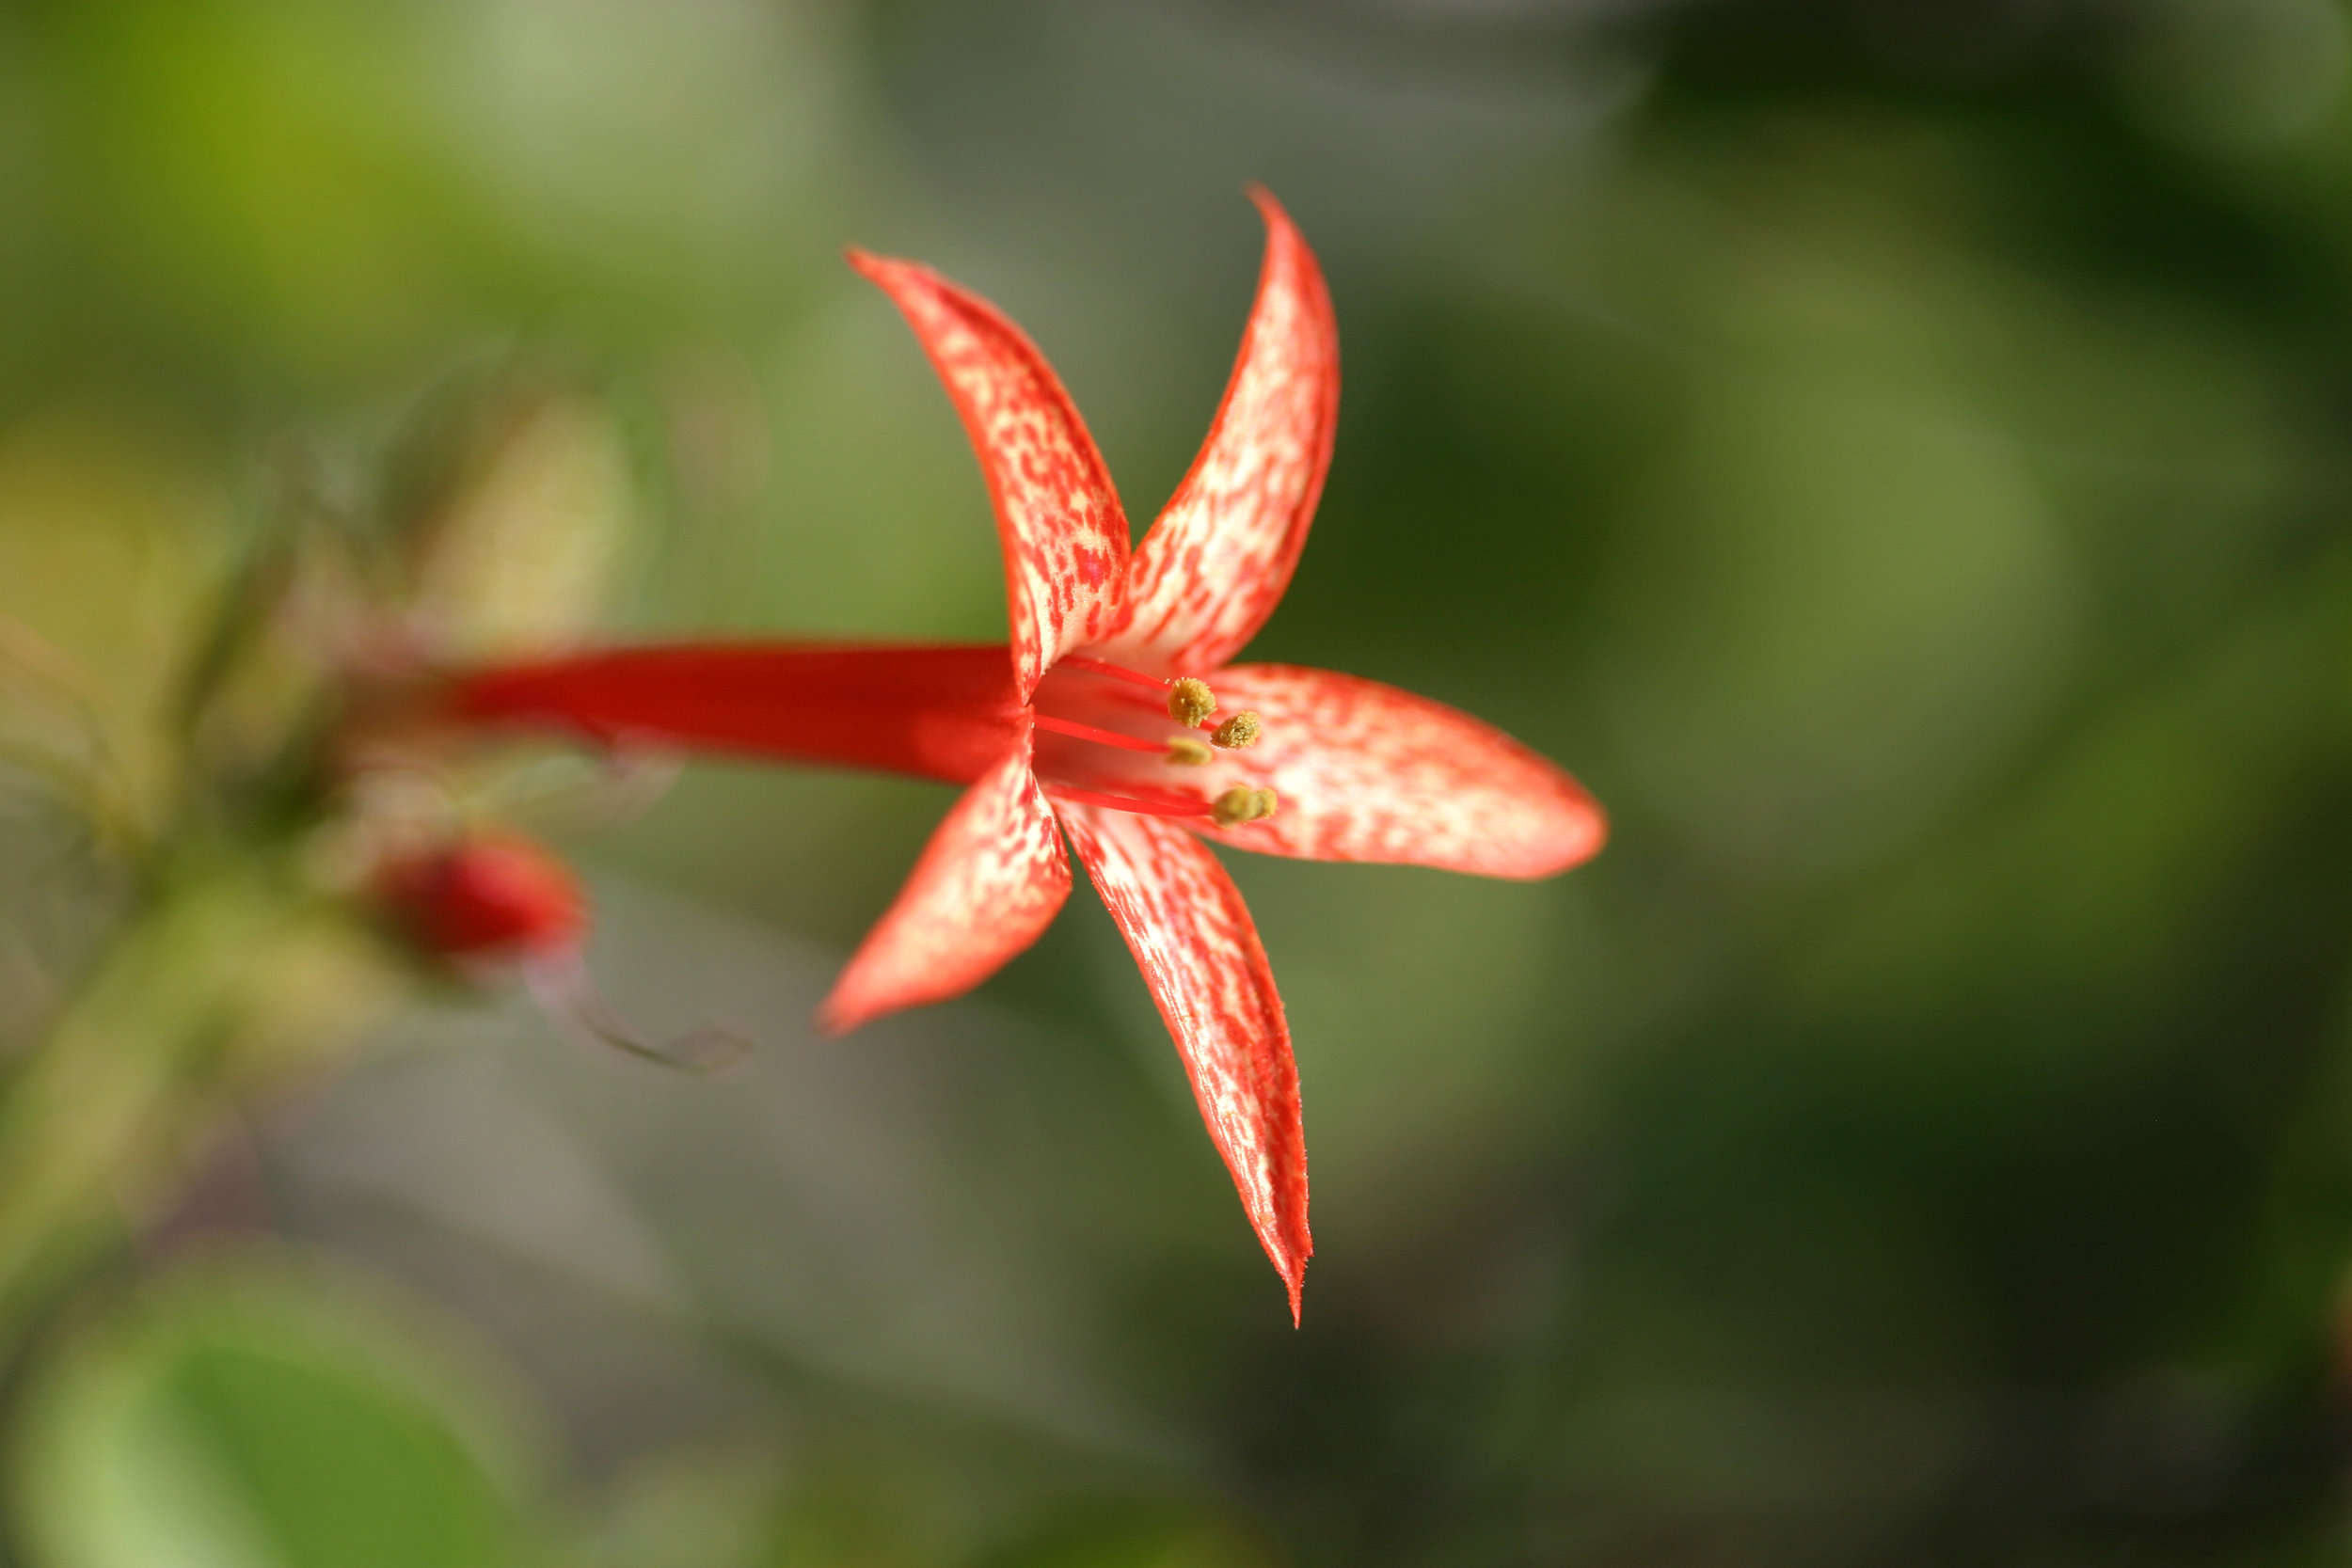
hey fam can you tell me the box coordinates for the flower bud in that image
[373,834,585,961]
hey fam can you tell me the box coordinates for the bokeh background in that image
[8,0,2352,1563]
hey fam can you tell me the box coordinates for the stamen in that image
[1034,714,1167,755]
[1045,784,1215,818]
[1166,735,1214,766]
[1210,710,1262,749]
[1212,785,1279,827]
[1167,676,1217,728]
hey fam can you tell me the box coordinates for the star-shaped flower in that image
[450,190,1605,1318]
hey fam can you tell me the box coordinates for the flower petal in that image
[1093,187,1339,675]
[1058,802,1310,1319]
[1196,664,1606,879]
[850,251,1130,699]
[819,725,1071,1034]
[450,642,1023,785]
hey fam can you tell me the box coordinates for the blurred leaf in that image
[0,410,226,836]
[9,1256,544,1568]
[576,1449,778,1568]
[396,386,636,664]
[37,0,513,375]
[982,1511,1279,1568]
[2112,0,2351,150]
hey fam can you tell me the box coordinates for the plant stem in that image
[0,855,392,1337]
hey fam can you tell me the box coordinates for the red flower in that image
[451,190,1604,1318]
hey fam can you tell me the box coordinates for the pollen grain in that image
[1167,676,1216,728]
[1210,710,1262,749]
[1212,784,1279,827]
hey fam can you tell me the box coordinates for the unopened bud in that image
[1166,735,1214,766]
[1167,676,1216,728]
[375,834,585,961]
[1210,710,1262,749]
[1212,785,1279,827]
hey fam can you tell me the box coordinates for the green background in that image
[8,1,2352,1562]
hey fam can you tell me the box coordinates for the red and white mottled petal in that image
[1057,802,1310,1319]
[1197,664,1606,879]
[1093,188,1338,675]
[850,252,1129,699]
[818,728,1071,1034]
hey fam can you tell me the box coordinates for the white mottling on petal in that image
[1195,664,1605,879]
[850,252,1131,700]
[1059,801,1309,1318]
[1096,188,1339,676]
[820,726,1071,1033]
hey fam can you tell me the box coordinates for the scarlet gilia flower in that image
[447,189,1604,1319]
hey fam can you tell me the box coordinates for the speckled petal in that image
[1058,802,1311,1320]
[1094,188,1338,674]
[1195,664,1606,879]
[850,251,1130,700]
[819,726,1071,1034]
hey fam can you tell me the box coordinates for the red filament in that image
[1033,714,1168,754]
[1043,784,1214,818]
[1055,655,1171,692]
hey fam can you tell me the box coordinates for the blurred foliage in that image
[10,1,2352,1566]
[10,1258,540,1568]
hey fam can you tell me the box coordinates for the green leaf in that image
[9,1256,544,1568]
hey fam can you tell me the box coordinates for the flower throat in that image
[1033,656,1276,825]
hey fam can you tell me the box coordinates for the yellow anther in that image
[1210,710,1262,749]
[1167,676,1216,728]
[1212,784,1279,827]
[1166,735,1214,767]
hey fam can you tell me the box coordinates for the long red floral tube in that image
[449,188,1605,1321]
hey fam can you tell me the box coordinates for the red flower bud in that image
[375,835,585,961]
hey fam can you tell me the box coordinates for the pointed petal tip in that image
[1573,795,1610,863]
[812,992,864,1038]
[1279,1246,1310,1327]
[1252,1194,1312,1331]
[1524,785,1609,880]
[1243,182,1295,233]
[845,248,938,296]
[1244,1207,1310,1325]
